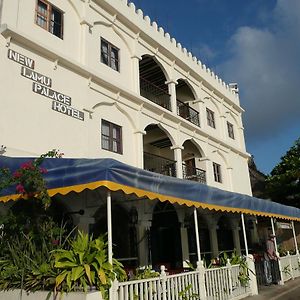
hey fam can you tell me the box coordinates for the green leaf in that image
[98,269,107,285]
[84,264,92,285]
[71,266,84,281]
[55,271,68,288]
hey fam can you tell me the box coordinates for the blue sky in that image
[134,0,300,174]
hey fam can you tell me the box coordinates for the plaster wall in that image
[0,0,252,195]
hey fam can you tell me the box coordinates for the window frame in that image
[206,108,216,128]
[213,162,222,183]
[101,119,123,154]
[35,0,64,39]
[100,38,120,72]
[227,121,235,139]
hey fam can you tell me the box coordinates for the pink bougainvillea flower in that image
[13,171,22,178]
[20,162,34,170]
[16,184,25,194]
[40,167,48,174]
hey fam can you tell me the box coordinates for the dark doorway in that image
[151,201,182,270]
[92,204,138,267]
[217,216,234,252]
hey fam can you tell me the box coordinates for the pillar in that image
[79,19,93,65]
[230,218,241,255]
[206,217,219,258]
[171,145,184,179]
[136,220,151,266]
[193,98,204,127]
[131,55,142,94]
[134,129,146,169]
[166,80,178,113]
[240,213,248,256]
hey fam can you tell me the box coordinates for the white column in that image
[207,218,219,257]
[193,208,201,262]
[79,19,93,65]
[246,255,259,295]
[193,98,204,127]
[107,190,113,300]
[230,218,241,255]
[137,220,151,267]
[134,130,146,169]
[107,190,113,264]
[271,218,278,254]
[241,213,249,256]
[166,80,178,113]
[226,166,234,191]
[131,55,142,94]
[291,221,299,254]
[171,145,184,179]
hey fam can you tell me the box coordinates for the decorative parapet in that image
[106,0,239,103]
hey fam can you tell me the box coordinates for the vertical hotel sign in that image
[7,49,84,121]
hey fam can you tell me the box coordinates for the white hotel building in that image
[0,0,256,269]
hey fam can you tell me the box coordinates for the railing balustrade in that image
[114,262,254,300]
[177,99,200,127]
[144,152,176,177]
[280,255,292,282]
[140,76,171,111]
[182,163,206,184]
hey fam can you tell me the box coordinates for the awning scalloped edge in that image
[1,180,299,222]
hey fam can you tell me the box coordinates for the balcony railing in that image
[177,99,200,127]
[144,152,176,177]
[182,163,206,184]
[140,77,171,111]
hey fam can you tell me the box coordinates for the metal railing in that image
[140,77,171,111]
[177,99,200,127]
[182,163,206,184]
[144,152,176,177]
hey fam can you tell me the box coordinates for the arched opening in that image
[176,79,200,127]
[151,201,182,270]
[182,140,206,183]
[143,124,176,177]
[139,55,171,110]
[92,203,138,267]
[217,216,234,253]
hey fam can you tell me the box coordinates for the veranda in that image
[1,157,300,300]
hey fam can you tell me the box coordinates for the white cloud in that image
[219,0,300,142]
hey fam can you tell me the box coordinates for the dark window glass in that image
[101,38,120,72]
[36,0,63,39]
[206,108,216,128]
[227,121,235,139]
[101,120,122,154]
[213,162,222,183]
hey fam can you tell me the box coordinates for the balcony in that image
[144,152,176,177]
[177,99,200,127]
[182,163,206,184]
[140,77,171,111]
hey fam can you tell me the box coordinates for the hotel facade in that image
[0,0,265,270]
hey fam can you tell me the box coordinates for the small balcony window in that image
[206,108,216,128]
[101,38,120,71]
[227,121,235,139]
[101,119,122,154]
[35,0,63,39]
[213,162,222,183]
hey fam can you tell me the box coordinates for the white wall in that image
[0,0,252,195]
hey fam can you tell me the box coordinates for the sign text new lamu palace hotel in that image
[8,49,84,121]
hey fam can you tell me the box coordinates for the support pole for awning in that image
[291,221,299,254]
[271,217,278,254]
[241,213,249,256]
[107,190,113,264]
[193,207,201,262]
